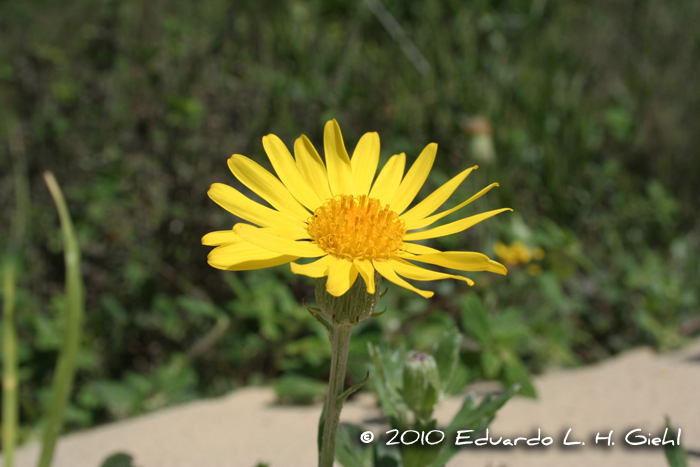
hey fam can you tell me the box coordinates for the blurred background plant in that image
[1,0,699,446]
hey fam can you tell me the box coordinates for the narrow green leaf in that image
[336,372,370,408]
[3,262,18,467]
[318,403,326,454]
[37,173,85,467]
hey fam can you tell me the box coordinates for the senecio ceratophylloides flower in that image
[203,119,510,301]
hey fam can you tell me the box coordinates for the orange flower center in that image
[307,195,406,262]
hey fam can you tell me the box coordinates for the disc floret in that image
[307,195,406,262]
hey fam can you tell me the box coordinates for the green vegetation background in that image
[1,0,699,441]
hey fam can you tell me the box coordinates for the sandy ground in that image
[4,339,700,467]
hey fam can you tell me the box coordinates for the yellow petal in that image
[233,223,326,258]
[353,259,376,294]
[263,134,323,211]
[228,154,311,222]
[400,166,477,223]
[372,260,434,298]
[399,251,508,275]
[405,183,499,230]
[207,242,298,271]
[351,132,380,196]
[324,119,353,195]
[325,259,358,297]
[208,183,305,229]
[385,143,437,214]
[402,242,440,255]
[290,255,335,278]
[250,226,311,240]
[389,258,474,286]
[201,230,244,246]
[404,208,512,241]
[368,153,406,207]
[294,135,333,201]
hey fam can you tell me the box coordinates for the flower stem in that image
[319,323,353,467]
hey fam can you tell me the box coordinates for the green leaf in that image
[367,344,408,429]
[460,294,490,345]
[432,330,463,390]
[664,417,687,467]
[317,403,326,454]
[443,363,471,396]
[430,384,520,467]
[480,348,501,379]
[374,441,401,467]
[402,419,441,467]
[502,354,537,398]
[335,423,374,467]
[99,453,134,467]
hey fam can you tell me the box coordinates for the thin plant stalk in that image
[318,324,353,467]
[3,262,18,467]
[9,124,30,248]
[37,172,84,467]
[4,123,28,467]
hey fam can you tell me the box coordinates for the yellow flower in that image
[493,241,545,273]
[203,120,511,298]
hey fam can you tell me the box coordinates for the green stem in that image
[318,324,353,467]
[3,263,18,467]
[9,124,30,250]
[37,173,84,467]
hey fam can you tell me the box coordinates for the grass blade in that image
[3,262,18,467]
[37,172,85,467]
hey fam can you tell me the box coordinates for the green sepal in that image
[336,371,370,408]
[370,308,386,319]
[305,303,333,333]
[380,288,389,298]
[314,273,382,325]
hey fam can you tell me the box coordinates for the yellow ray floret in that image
[204,119,511,297]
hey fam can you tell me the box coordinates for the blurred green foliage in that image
[1,0,699,442]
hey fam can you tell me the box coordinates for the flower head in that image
[203,120,510,298]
